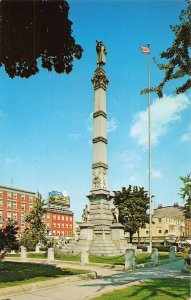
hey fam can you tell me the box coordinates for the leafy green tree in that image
[113,185,150,243]
[141,0,191,98]
[0,0,83,78]
[20,193,48,250]
[0,220,19,260]
[180,173,191,219]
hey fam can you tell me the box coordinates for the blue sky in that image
[0,0,190,221]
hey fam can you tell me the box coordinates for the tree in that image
[0,220,19,260]
[113,185,150,243]
[141,0,191,98]
[20,193,48,250]
[180,173,191,219]
[0,0,83,78]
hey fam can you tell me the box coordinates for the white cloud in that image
[118,150,140,169]
[181,124,191,142]
[152,169,162,179]
[130,94,190,147]
[107,117,118,133]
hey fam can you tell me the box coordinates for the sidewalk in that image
[1,259,189,300]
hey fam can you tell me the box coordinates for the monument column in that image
[87,41,113,232]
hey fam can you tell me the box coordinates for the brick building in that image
[0,185,74,240]
[43,209,74,240]
[0,185,35,235]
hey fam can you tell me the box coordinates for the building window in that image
[146,230,149,234]
[66,231,68,236]
[66,216,68,221]
[70,217,72,221]
[13,212,18,220]
[7,192,12,198]
[57,223,60,228]
[69,224,72,228]
[21,195,25,201]
[47,214,50,220]
[53,223,56,228]
[7,201,12,209]
[53,230,56,235]
[57,215,60,220]
[165,229,168,234]
[13,193,17,199]
[158,218,162,222]
[21,203,25,210]
[0,211,2,219]
[61,224,65,228]
[0,191,2,197]
[53,215,56,220]
[66,224,68,228]
[29,204,33,210]
[61,231,64,235]
[29,196,33,202]
[0,199,3,207]
[13,202,17,209]
[7,211,12,219]
[57,231,60,235]
[158,229,162,233]
[62,216,64,221]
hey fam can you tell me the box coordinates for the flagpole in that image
[147,43,152,252]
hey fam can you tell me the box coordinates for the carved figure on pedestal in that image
[112,207,119,223]
[96,40,107,67]
[102,168,107,189]
[93,170,101,189]
[82,205,90,223]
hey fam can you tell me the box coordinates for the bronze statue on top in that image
[96,40,107,67]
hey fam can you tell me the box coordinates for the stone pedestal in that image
[169,246,176,260]
[35,243,40,253]
[151,248,158,264]
[125,249,136,270]
[81,249,89,265]
[47,247,54,260]
[20,246,27,260]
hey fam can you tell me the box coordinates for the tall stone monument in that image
[74,41,128,256]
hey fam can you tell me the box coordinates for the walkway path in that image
[1,259,190,300]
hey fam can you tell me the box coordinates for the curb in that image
[0,271,97,298]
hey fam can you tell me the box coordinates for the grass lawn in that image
[92,278,190,300]
[0,261,89,288]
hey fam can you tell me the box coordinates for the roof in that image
[0,185,36,195]
[153,206,185,220]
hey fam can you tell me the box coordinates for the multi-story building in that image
[134,203,190,243]
[0,185,74,240]
[43,209,74,240]
[0,185,35,235]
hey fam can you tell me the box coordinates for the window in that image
[0,191,2,197]
[53,230,56,235]
[29,204,33,210]
[62,216,64,221]
[69,224,72,228]
[7,201,12,208]
[57,231,60,235]
[21,203,25,210]
[146,230,149,234]
[57,215,60,220]
[0,199,3,207]
[61,224,65,228]
[66,231,68,236]
[66,224,68,228]
[70,217,72,221]
[47,214,50,220]
[7,192,12,198]
[53,215,56,220]
[158,229,162,233]
[13,193,17,199]
[66,216,68,221]
[29,196,33,202]
[165,229,168,233]
[7,211,12,219]
[53,223,56,228]
[21,195,25,200]
[13,202,17,209]
[57,223,60,228]
[0,211,2,219]
[158,218,162,222]
[13,212,17,220]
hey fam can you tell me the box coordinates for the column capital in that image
[91,67,109,91]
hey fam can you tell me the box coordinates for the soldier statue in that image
[96,40,107,67]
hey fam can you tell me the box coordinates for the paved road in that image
[1,260,190,300]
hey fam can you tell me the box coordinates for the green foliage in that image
[0,220,19,260]
[113,185,150,243]
[0,0,83,78]
[141,0,191,98]
[20,193,48,250]
[179,173,191,219]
